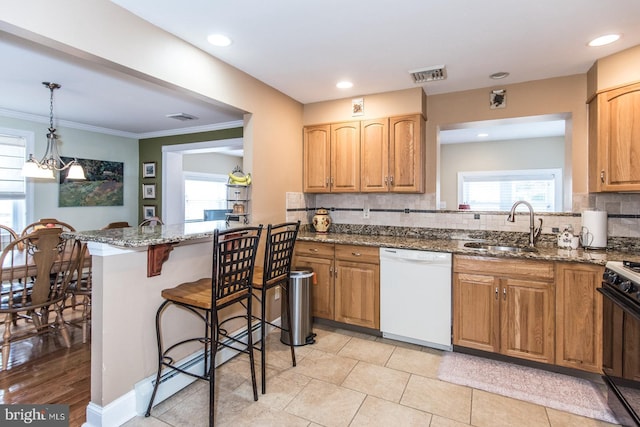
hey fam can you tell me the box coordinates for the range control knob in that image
[620,280,636,293]
[604,271,619,284]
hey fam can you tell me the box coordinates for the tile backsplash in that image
[286,191,640,242]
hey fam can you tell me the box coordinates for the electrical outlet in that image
[363,208,370,219]
[274,287,281,300]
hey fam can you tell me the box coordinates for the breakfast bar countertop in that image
[62,220,231,248]
[296,230,640,266]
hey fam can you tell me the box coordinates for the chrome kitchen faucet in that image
[507,200,543,248]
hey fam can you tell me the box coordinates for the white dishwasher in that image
[379,248,452,351]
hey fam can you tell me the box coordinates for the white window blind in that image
[0,133,27,230]
[458,168,562,212]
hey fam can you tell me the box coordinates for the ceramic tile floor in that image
[124,324,619,427]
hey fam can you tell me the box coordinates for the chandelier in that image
[22,82,86,180]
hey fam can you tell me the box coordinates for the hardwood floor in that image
[0,313,90,427]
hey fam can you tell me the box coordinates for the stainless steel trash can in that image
[281,268,316,346]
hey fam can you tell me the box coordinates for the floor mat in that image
[437,351,617,424]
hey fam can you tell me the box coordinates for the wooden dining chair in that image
[252,221,300,394]
[101,222,130,229]
[0,227,83,370]
[145,225,263,426]
[0,225,18,252]
[20,218,75,237]
[138,216,163,226]
[64,242,92,343]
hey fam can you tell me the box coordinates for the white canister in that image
[581,209,608,249]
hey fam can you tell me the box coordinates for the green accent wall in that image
[138,127,243,222]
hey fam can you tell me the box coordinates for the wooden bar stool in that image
[145,225,263,426]
[252,221,300,394]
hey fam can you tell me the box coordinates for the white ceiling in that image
[1,0,640,141]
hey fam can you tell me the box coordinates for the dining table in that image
[0,228,88,282]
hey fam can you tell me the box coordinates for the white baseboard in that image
[83,319,279,427]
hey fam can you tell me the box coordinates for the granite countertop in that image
[62,220,233,248]
[63,221,640,265]
[297,230,640,266]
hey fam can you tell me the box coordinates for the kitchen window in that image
[0,129,34,232]
[458,168,562,212]
[184,172,227,222]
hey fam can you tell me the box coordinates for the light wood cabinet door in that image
[334,245,380,329]
[360,118,389,192]
[589,81,640,192]
[303,125,331,193]
[500,277,555,364]
[555,262,603,373]
[293,241,335,320]
[330,122,360,192]
[454,255,555,364]
[453,272,499,353]
[335,259,380,329]
[389,114,425,193]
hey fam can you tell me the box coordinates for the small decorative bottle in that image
[312,208,332,233]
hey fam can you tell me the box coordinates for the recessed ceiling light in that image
[489,72,510,80]
[207,34,232,47]
[336,81,353,89]
[477,133,489,138]
[588,34,621,47]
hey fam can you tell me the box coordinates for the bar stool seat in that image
[145,225,263,427]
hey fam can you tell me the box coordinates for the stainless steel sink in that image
[463,241,538,253]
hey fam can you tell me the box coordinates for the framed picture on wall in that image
[142,183,156,199]
[142,161,156,178]
[143,205,156,219]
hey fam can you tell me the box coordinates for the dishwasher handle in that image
[380,248,451,265]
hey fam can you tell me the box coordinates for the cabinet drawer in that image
[335,244,379,264]
[454,255,554,280]
[294,241,334,258]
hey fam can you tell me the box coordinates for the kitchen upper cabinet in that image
[303,122,359,193]
[453,255,555,364]
[360,118,389,192]
[303,125,331,192]
[330,122,360,192]
[304,114,425,193]
[388,115,425,193]
[589,81,640,192]
[555,262,603,373]
[293,241,380,329]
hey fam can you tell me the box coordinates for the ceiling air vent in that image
[166,112,199,121]
[409,65,447,83]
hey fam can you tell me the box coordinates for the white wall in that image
[182,152,242,174]
[0,115,139,231]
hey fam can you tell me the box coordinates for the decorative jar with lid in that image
[312,208,332,233]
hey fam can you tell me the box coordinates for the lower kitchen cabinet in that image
[555,262,604,373]
[293,241,335,319]
[453,255,555,364]
[293,241,380,329]
[334,245,380,329]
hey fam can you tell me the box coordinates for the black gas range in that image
[599,260,640,426]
